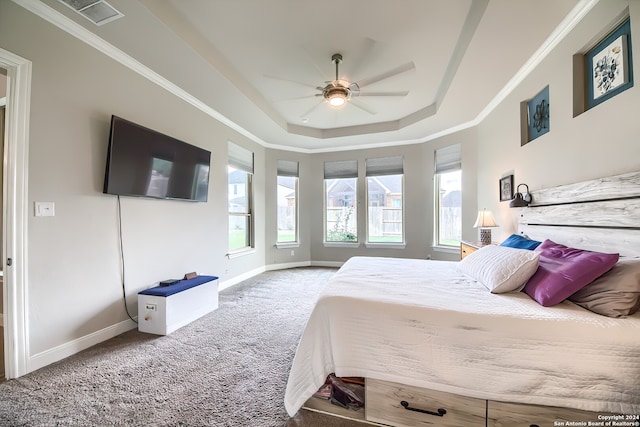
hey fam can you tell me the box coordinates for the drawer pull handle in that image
[400,400,447,417]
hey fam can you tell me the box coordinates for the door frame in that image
[1,46,31,379]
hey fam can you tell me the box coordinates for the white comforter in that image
[284,256,640,416]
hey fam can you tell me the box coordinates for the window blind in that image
[324,160,358,179]
[365,156,404,176]
[277,160,299,177]
[434,144,461,173]
[228,142,254,174]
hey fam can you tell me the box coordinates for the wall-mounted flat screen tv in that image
[103,115,211,202]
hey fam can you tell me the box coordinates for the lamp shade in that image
[473,209,498,228]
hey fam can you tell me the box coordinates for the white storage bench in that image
[137,275,218,335]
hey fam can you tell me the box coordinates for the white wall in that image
[0,2,265,363]
[476,0,640,241]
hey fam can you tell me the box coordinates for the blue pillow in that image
[500,234,542,250]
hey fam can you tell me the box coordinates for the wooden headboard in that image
[519,171,640,257]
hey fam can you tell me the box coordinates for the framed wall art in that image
[528,85,550,141]
[520,85,550,146]
[586,18,633,109]
[499,175,514,202]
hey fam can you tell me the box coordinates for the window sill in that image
[323,242,361,248]
[364,242,406,249]
[226,248,256,259]
[275,242,300,249]
[432,245,460,254]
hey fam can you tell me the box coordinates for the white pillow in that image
[458,245,540,293]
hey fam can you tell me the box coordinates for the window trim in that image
[323,177,358,244]
[226,248,256,259]
[323,242,361,248]
[365,174,405,245]
[434,169,462,249]
[227,167,254,253]
[275,242,300,249]
[276,175,299,245]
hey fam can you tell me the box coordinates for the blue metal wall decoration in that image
[527,85,550,142]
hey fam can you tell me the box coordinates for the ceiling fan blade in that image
[349,99,377,115]
[263,75,318,89]
[273,94,318,103]
[357,62,415,88]
[348,38,377,78]
[358,91,409,97]
[300,100,324,118]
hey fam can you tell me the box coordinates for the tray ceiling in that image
[30,0,589,151]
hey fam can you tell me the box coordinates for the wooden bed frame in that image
[302,171,640,426]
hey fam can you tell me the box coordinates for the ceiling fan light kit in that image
[324,84,350,107]
[322,54,350,108]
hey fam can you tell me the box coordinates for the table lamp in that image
[473,209,498,245]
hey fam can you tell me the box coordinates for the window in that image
[228,142,254,252]
[277,160,299,244]
[435,145,462,247]
[366,156,404,243]
[324,160,358,243]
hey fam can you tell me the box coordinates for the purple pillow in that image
[524,239,619,307]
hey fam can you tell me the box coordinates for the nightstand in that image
[460,240,495,260]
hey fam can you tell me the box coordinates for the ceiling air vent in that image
[57,0,123,26]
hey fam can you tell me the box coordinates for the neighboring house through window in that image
[434,144,462,247]
[366,156,404,244]
[324,160,358,243]
[228,142,254,253]
[276,160,299,244]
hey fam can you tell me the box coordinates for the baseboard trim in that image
[265,261,311,271]
[24,261,344,376]
[27,318,137,374]
[218,266,266,292]
[311,261,345,268]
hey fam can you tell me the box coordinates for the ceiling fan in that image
[320,53,359,107]
[315,53,414,111]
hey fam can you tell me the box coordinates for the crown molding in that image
[11,0,270,148]
[12,0,599,154]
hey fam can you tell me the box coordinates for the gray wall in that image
[475,0,640,241]
[264,149,312,266]
[0,2,265,357]
[263,138,479,265]
[302,132,478,263]
[2,0,639,374]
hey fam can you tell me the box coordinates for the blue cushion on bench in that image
[139,275,218,297]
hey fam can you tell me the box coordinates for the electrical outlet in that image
[290,250,295,256]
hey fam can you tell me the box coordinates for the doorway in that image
[0,68,5,379]
[0,46,31,379]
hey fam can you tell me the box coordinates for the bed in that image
[284,171,640,426]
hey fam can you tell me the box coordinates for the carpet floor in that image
[0,267,366,426]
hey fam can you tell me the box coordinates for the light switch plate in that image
[35,202,55,217]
